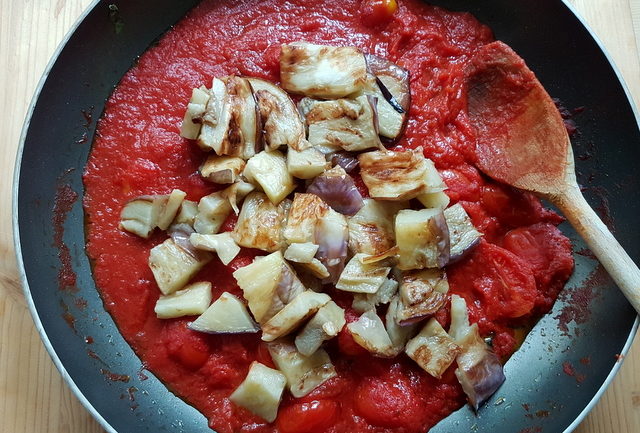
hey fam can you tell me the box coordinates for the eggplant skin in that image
[431,212,451,269]
[363,54,411,140]
[455,350,506,411]
[364,54,411,112]
[449,294,505,410]
[331,151,359,173]
[306,166,364,216]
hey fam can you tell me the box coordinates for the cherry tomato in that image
[360,0,398,27]
[277,400,339,433]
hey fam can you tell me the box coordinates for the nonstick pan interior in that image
[14,1,640,432]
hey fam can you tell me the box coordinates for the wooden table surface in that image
[1,1,639,432]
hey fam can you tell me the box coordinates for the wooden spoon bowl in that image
[467,41,640,313]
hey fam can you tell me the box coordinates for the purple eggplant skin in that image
[364,53,411,112]
[330,151,359,173]
[449,236,481,264]
[364,54,411,143]
[307,167,364,216]
[168,223,199,256]
[455,347,506,411]
[449,293,505,411]
[375,76,404,113]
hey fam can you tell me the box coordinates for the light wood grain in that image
[0,1,639,433]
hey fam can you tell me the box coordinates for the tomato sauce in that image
[83,0,574,432]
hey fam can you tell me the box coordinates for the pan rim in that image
[11,1,640,433]
[12,0,117,432]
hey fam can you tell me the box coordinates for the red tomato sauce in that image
[82,0,574,432]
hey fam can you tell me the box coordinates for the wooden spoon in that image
[467,41,640,313]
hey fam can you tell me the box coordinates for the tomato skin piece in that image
[477,242,537,319]
[480,184,562,229]
[458,200,502,243]
[449,240,537,320]
[440,164,484,203]
[503,223,574,311]
[502,227,546,270]
[352,172,370,199]
[277,400,339,433]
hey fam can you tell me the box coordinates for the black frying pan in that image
[14,1,640,432]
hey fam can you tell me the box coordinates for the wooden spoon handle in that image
[553,185,640,314]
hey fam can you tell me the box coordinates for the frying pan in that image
[13,0,640,432]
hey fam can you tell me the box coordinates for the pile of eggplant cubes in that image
[118,42,504,422]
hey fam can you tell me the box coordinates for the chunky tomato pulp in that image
[83,0,574,432]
